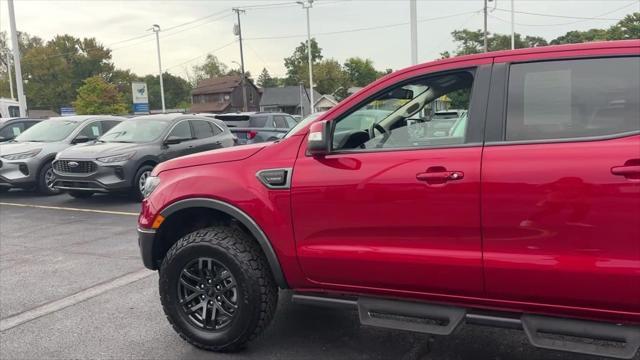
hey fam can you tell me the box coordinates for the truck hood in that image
[57,141,143,160]
[154,142,269,174]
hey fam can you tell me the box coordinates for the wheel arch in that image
[157,198,289,289]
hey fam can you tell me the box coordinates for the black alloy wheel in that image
[177,257,238,330]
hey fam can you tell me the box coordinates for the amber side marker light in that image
[151,214,165,229]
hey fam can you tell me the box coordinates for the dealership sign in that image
[132,82,149,114]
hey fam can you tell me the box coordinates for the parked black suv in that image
[52,114,235,199]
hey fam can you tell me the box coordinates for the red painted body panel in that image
[482,135,640,314]
[139,40,640,326]
[291,146,484,296]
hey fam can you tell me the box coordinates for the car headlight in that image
[1,148,42,160]
[96,152,135,163]
[142,175,160,198]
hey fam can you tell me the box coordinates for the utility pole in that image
[297,0,314,113]
[510,0,515,50]
[150,24,166,113]
[233,8,248,112]
[8,0,27,116]
[6,51,14,99]
[483,0,488,52]
[410,0,418,65]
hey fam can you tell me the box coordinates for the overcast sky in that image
[1,0,638,80]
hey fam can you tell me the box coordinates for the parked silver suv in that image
[0,115,123,194]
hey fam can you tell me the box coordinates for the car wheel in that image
[37,162,60,195]
[159,226,278,352]
[132,165,154,201]
[68,191,94,199]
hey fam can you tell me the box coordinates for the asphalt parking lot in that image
[0,190,631,360]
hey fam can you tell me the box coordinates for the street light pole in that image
[298,0,314,113]
[151,24,166,113]
[483,0,488,53]
[409,0,418,65]
[510,0,515,50]
[8,0,27,116]
[6,51,14,99]
[233,8,248,112]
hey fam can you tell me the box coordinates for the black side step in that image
[357,297,466,335]
[522,314,640,359]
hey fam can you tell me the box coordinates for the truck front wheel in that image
[159,225,278,352]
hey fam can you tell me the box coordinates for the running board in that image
[522,314,640,359]
[292,294,640,359]
[358,297,466,335]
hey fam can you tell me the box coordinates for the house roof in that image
[189,101,231,113]
[315,94,338,106]
[192,75,242,95]
[259,86,322,107]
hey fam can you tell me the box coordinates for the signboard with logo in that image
[131,82,149,114]
[60,107,76,116]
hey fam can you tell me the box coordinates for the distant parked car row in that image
[0,111,303,200]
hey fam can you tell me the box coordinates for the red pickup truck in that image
[138,40,640,359]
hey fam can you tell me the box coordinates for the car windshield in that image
[15,120,80,142]
[284,112,326,138]
[99,120,168,143]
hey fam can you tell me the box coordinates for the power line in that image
[244,10,480,41]
[165,39,238,70]
[490,1,637,27]
[492,7,631,21]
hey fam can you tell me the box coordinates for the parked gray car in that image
[0,115,123,194]
[52,114,235,200]
[200,112,298,145]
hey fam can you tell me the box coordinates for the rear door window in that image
[274,115,288,128]
[506,57,640,141]
[250,116,268,128]
[168,121,193,139]
[191,120,215,139]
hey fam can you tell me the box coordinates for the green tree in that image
[608,12,640,39]
[143,72,192,110]
[190,54,228,86]
[449,29,549,56]
[343,57,379,87]
[307,59,348,95]
[73,76,128,115]
[257,68,279,88]
[284,38,322,86]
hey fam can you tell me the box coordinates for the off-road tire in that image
[159,225,278,352]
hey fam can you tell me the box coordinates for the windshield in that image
[284,112,325,138]
[99,120,168,143]
[15,120,80,142]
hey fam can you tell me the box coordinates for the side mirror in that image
[306,120,331,156]
[72,135,93,144]
[164,136,189,145]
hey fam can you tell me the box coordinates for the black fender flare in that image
[160,197,289,289]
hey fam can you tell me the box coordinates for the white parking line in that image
[0,202,138,216]
[0,269,154,332]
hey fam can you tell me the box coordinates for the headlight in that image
[97,152,135,163]
[2,148,42,160]
[142,175,160,198]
